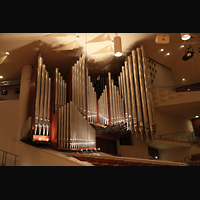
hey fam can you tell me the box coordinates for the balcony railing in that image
[0,149,19,166]
[157,131,196,143]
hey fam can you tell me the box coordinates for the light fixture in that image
[114,34,122,57]
[5,52,9,55]
[181,45,184,48]
[167,53,170,55]
[161,49,164,51]
[181,33,191,41]
[1,89,8,95]
[182,78,185,81]
[0,76,3,78]
[195,116,199,118]
[182,46,195,61]
[155,156,158,159]
[111,40,114,44]
[76,36,79,40]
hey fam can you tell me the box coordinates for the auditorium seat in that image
[72,155,184,166]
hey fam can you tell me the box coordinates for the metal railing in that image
[158,131,196,143]
[158,84,200,92]
[0,150,19,166]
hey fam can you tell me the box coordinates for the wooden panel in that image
[96,136,117,155]
[51,111,58,150]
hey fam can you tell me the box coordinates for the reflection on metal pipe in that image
[33,55,51,137]
[132,50,144,141]
[128,56,138,136]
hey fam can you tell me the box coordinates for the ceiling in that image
[1,33,200,87]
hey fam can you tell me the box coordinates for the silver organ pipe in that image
[125,61,132,129]
[132,50,144,141]
[31,46,155,147]
[128,56,138,136]
[96,46,156,144]
[34,55,42,135]
[141,45,156,141]
[108,72,113,125]
[137,47,150,143]
[69,55,96,149]
[54,68,67,148]
[33,54,51,137]
[122,66,128,124]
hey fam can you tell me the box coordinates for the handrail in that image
[0,149,19,166]
[158,131,195,143]
[157,84,200,92]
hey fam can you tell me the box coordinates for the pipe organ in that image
[28,54,51,142]
[54,68,67,148]
[51,55,96,150]
[97,45,156,144]
[27,44,156,150]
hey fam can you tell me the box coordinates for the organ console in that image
[27,44,156,151]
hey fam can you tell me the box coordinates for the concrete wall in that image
[0,99,19,152]
[117,134,149,159]
[155,110,194,136]
[159,144,200,162]
[151,59,175,89]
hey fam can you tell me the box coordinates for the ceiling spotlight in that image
[181,45,184,48]
[161,49,164,51]
[114,35,122,57]
[0,76,3,78]
[76,36,79,40]
[181,33,191,41]
[182,46,195,61]
[195,116,199,118]
[167,53,170,55]
[182,78,185,81]
[5,52,9,55]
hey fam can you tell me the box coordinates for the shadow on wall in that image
[1,40,84,80]
[86,55,125,76]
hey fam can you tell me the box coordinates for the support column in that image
[16,65,33,140]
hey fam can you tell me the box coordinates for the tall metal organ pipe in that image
[33,54,51,137]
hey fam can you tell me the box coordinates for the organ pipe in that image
[33,54,51,138]
[128,56,138,136]
[30,45,155,148]
[132,50,144,141]
[137,47,150,143]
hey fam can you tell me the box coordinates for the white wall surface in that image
[0,99,19,152]
[151,59,175,89]
[155,110,194,136]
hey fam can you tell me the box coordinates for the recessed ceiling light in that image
[181,45,184,48]
[167,53,170,55]
[76,36,79,39]
[161,49,164,51]
[5,52,9,55]
[182,78,185,81]
[195,116,199,118]
[181,33,191,41]
[0,76,3,78]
